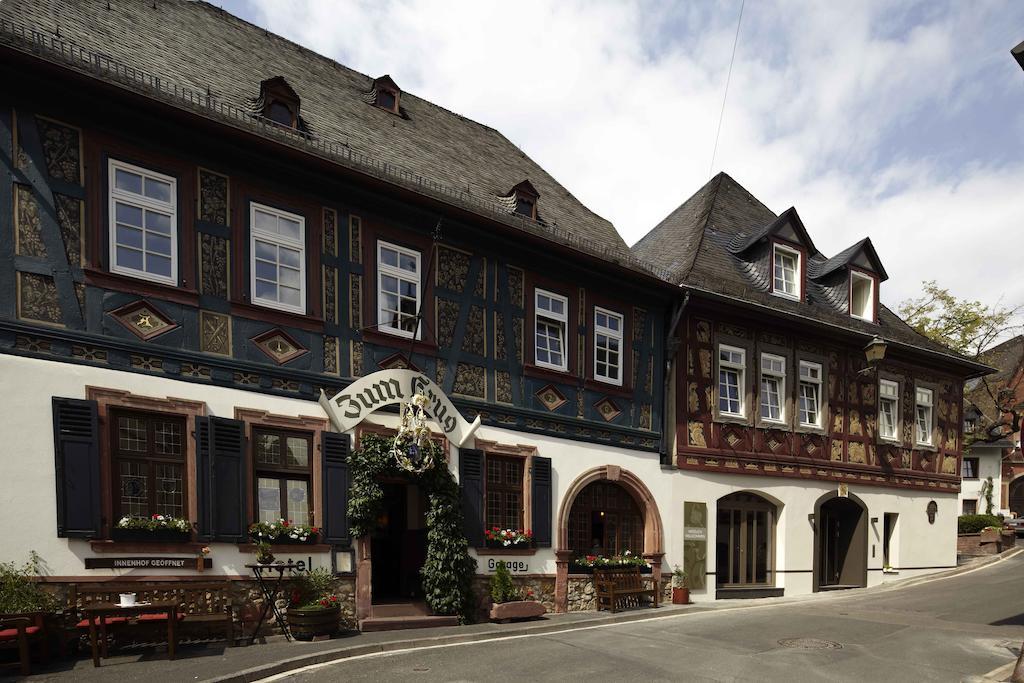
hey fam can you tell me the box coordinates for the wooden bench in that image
[67,581,237,648]
[594,567,658,613]
[0,613,50,675]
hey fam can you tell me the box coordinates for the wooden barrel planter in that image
[286,605,340,640]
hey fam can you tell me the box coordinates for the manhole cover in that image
[778,638,842,650]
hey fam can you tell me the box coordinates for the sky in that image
[219,0,1024,313]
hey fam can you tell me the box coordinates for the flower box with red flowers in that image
[570,551,652,574]
[249,519,320,545]
[484,527,534,549]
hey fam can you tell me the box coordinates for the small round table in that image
[245,562,301,644]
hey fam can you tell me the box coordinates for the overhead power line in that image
[709,0,746,178]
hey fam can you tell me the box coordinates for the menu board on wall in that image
[683,501,707,590]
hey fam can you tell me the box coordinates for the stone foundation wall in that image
[474,574,556,616]
[567,574,669,611]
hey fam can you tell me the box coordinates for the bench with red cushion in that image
[68,581,236,645]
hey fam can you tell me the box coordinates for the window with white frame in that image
[718,345,746,417]
[377,240,421,338]
[760,353,786,423]
[798,361,822,428]
[772,244,801,299]
[594,307,623,385]
[879,379,900,441]
[850,271,875,321]
[535,289,568,371]
[916,387,934,446]
[108,160,177,285]
[251,203,306,314]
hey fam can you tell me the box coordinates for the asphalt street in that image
[274,554,1024,683]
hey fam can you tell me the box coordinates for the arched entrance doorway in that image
[1009,476,1024,517]
[566,481,645,557]
[716,492,778,596]
[554,466,664,612]
[813,492,868,591]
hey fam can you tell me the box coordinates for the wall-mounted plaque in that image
[84,557,213,570]
[683,501,708,590]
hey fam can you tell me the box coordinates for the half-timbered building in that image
[634,173,989,595]
[0,0,988,629]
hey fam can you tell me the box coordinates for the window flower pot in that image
[286,605,340,640]
[111,528,191,543]
[489,600,546,623]
[671,587,689,605]
[485,539,533,550]
[251,534,319,545]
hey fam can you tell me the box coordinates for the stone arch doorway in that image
[1008,475,1024,517]
[716,491,780,596]
[553,466,664,612]
[813,491,868,592]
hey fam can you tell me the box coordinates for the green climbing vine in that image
[346,433,477,621]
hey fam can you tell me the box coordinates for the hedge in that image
[957,514,1004,534]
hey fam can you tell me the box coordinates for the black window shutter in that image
[195,417,212,541]
[459,448,485,547]
[321,432,351,545]
[206,417,247,543]
[531,456,553,547]
[52,398,101,538]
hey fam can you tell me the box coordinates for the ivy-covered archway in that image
[347,433,477,620]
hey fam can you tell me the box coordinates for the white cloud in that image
[242,0,1024,310]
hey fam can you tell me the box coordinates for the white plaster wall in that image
[0,353,959,600]
[959,446,1004,515]
[0,354,669,581]
[668,470,959,601]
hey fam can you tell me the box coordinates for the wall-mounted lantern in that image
[859,336,888,375]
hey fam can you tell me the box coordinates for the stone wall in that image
[474,574,556,617]
[957,531,1016,557]
[566,574,669,611]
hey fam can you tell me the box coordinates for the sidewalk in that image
[10,551,1020,683]
[8,604,704,683]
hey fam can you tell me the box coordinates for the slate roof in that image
[811,238,889,282]
[965,335,1024,435]
[632,173,989,373]
[0,0,661,276]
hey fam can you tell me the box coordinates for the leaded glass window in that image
[252,428,312,525]
[111,410,186,522]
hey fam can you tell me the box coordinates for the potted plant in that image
[286,568,341,640]
[249,519,319,545]
[255,542,275,565]
[484,527,533,549]
[671,565,689,604]
[488,560,546,622]
[112,514,192,543]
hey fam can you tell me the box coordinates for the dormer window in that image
[372,75,401,114]
[506,180,539,221]
[772,243,801,300]
[258,77,301,130]
[266,101,294,127]
[850,271,876,322]
[515,196,535,218]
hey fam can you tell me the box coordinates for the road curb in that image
[208,551,1024,682]
[205,606,705,683]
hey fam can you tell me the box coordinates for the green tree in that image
[898,281,1023,441]
[898,280,1018,358]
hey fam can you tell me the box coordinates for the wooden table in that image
[81,601,179,667]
